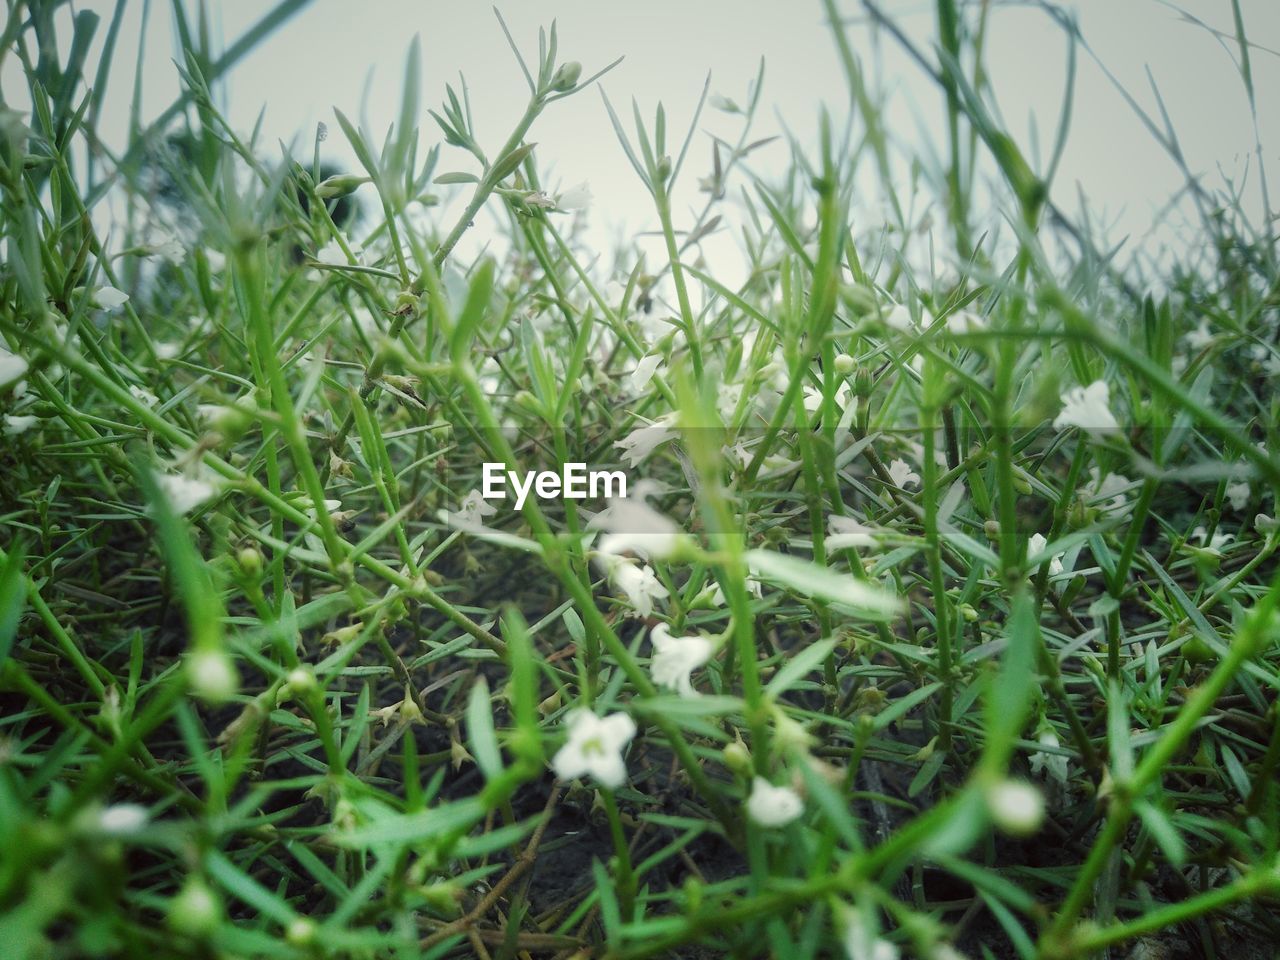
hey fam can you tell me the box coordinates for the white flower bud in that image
[97,803,150,836]
[746,777,804,828]
[188,649,239,703]
[287,665,317,695]
[987,780,1044,836]
[286,918,316,946]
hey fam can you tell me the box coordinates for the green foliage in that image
[2,2,1280,959]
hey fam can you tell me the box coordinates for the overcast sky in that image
[9,1,1279,281]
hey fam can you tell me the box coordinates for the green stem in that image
[602,789,637,922]
[1105,476,1158,678]
[1064,870,1279,957]
[1044,573,1280,943]
[654,185,701,379]
[920,367,954,751]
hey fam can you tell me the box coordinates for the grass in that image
[2,1,1279,958]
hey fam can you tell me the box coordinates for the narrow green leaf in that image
[982,592,1039,770]
[450,257,496,362]
[0,544,26,665]
[766,637,838,698]
[746,549,901,620]
[1134,799,1187,868]
[467,676,502,780]
[333,797,487,847]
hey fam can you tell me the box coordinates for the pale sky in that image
[8,1,1279,281]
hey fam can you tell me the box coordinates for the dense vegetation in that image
[2,2,1279,958]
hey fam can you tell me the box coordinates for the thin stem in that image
[602,789,637,921]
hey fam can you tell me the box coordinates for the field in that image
[2,2,1279,958]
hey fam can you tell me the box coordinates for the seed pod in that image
[722,739,751,775]
[236,546,263,576]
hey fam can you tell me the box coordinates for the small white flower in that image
[204,249,226,272]
[803,382,852,413]
[551,708,636,789]
[648,623,714,698]
[1190,525,1234,554]
[1184,320,1212,351]
[0,346,29,388]
[986,779,1044,835]
[1225,481,1250,512]
[604,557,669,617]
[129,384,159,407]
[1027,533,1064,576]
[1260,349,1280,378]
[629,353,663,392]
[92,285,130,309]
[4,414,37,435]
[1053,380,1119,434]
[555,181,592,211]
[887,458,920,489]
[707,578,763,609]
[614,415,676,467]
[447,489,497,532]
[1029,729,1068,784]
[156,472,217,515]
[944,309,986,335]
[316,239,362,266]
[97,804,150,836]
[1256,514,1279,536]
[592,497,682,562]
[746,777,804,827]
[149,234,186,264]
[802,384,822,411]
[717,381,744,421]
[1088,468,1131,515]
[842,912,899,960]
[724,442,753,471]
[154,341,181,360]
[827,515,877,550]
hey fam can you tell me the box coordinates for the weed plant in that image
[2,2,1279,958]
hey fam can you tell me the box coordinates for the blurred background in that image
[6,0,1277,286]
